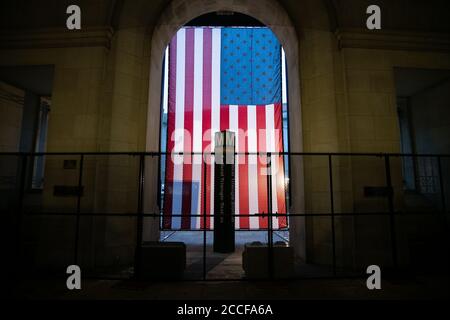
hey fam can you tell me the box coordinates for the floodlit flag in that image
[163,27,287,230]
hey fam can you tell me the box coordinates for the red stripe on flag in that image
[181,28,194,229]
[274,103,287,227]
[238,105,249,229]
[256,105,268,229]
[220,105,229,131]
[201,28,212,230]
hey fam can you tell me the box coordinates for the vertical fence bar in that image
[268,214,273,279]
[203,155,207,280]
[134,154,145,278]
[384,155,398,270]
[437,156,447,213]
[157,151,162,209]
[266,152,274,279]
[436,155,450,271]
[15,154,28,276]
[74,154,84,265]
[328,154,337,276]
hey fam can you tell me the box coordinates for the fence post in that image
[134,154,145,278]
[384,155,398,270]
[437,156,447,213]
[203,156,207,280]
[74,154,84,265]
[15,154,28,277]
[328,154,337,276]
[266,152,274,279]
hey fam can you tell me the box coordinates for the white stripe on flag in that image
[210,27,221,229]
[229,104,239,229]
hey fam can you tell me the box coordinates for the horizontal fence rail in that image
[1,151,450,157]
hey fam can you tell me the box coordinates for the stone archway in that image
[143,0,306,260]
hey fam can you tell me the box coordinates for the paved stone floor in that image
[13,274,449,300]
[12,232,449,300]
[160,230,288,245]
[162,231,296,280]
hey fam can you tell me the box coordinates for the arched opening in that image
[155,12,291,278]
[143,0,305,278]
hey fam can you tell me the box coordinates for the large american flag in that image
[162,27,287,230]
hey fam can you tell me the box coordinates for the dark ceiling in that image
[0,0,450,33]
[0,65,55,96]
[330,0,450,33]
[0,0,114,30]
[186,12,264,27]
[395,68,450,97]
